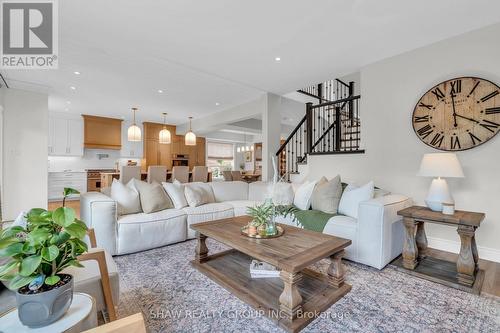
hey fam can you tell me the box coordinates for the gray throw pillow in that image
[311,175,342,214]
[132,180,173,214]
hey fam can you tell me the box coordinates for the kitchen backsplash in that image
[48,149,141,171]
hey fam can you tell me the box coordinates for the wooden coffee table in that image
[190,216,352,333]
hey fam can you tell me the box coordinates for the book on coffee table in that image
[250,259,281,278]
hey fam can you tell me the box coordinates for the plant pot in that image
[15,274,74,328]
[248,225,257,236]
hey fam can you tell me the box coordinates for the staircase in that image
[277,78,363,179]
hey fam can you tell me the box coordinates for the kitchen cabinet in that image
[142,122,206,170]
[48,116,84,156]
[48,171,86,201]
[83,115,122,150]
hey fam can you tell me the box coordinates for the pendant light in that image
[159,112,172,144]
[185,116,197,146]
[127,107,141,142]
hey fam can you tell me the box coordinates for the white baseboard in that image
[427,236,500,263]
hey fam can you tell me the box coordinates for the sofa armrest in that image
[356,194,412,269]
[80,192,118,256]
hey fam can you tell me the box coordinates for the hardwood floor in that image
[44,199,500,297]
[48,199,80,218]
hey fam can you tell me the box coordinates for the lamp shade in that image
[417,153,464,178]
[185,131,196,146]
[159,128,171,144]
[127,124,141,142]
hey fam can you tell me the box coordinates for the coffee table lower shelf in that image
[191,249,351,333]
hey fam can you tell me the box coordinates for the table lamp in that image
[417,153,464,212]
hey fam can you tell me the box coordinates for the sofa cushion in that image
[183,203,234,238]
[209,181,249,202]
[132,180,173,213]
[184,182,215,203]
[117,209,187,254]
[339,181,374,218]
[293,180,317,210]
[248,181,272,201]
[110,179,142,215]
[271,182,295,205]
[311,175,342,214]
[185,186,209,207]
[62,249,120,312]
[225,200,260,216]
[323,215,358,261]
[162,180,188,209]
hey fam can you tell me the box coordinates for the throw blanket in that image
[293,209,336,232]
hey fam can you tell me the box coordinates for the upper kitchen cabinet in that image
[48,114,84,156]
[82,115,122,150]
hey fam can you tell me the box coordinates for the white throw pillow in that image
[338,181,375,218]
[293,180,317,210]
[162,180,188,209]
[184,182,215,203]
[184,186,207,207]
[110,179,142,215]
[271,182,295,206]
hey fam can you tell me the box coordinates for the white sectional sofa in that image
[80,181,411,269]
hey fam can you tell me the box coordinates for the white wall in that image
[306,23,500,260]
[2,89,48,221]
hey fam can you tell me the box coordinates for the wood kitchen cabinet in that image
[83,115,122,150]
[142,122,206,170]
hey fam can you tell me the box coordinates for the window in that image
[206,141,234,179]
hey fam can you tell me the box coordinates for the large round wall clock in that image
[412,77,500,151]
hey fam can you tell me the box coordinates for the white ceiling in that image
[3,0,500,125]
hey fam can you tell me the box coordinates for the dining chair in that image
[147,165,167,183]
[172,166,189,183]
[222,170,233,181]
[192,166,208,182]
[119,166,141,184]
[231,170,243,181]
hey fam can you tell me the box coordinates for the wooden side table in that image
[393,206,485,294]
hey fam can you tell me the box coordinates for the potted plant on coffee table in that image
[0,188,88,328]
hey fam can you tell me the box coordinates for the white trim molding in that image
[428,236,500,263]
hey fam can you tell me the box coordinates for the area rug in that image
[114,239,499,333]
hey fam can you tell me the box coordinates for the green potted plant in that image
[0,188,88,328]
[246,201,274,236]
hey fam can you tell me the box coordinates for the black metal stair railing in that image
[277,79,363,179]
[297,79,352,103]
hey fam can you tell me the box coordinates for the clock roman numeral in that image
[450,136,461,150]
[480,119,500,133]
[414,115,429,123]
[431,87,445,100]
[429,133,444,148]
[485,107,500,115]
[467,81,480,97]
[469,132,482,145]
[450,80,462,94]
[419,102,433,110]
[479,90,499,103]
[417,124,433,139]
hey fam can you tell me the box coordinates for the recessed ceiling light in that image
[70,86,76,90]
[64,108,69,111]
[275,57,281,62]
[215,102,220,106]
[66,101,71,104]
[74,71,80,75]
[158,89,163,93]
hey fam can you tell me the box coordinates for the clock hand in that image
[451,93,458,127]
[455,114,479,124]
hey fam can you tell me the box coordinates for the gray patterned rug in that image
[114,239,499,333]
